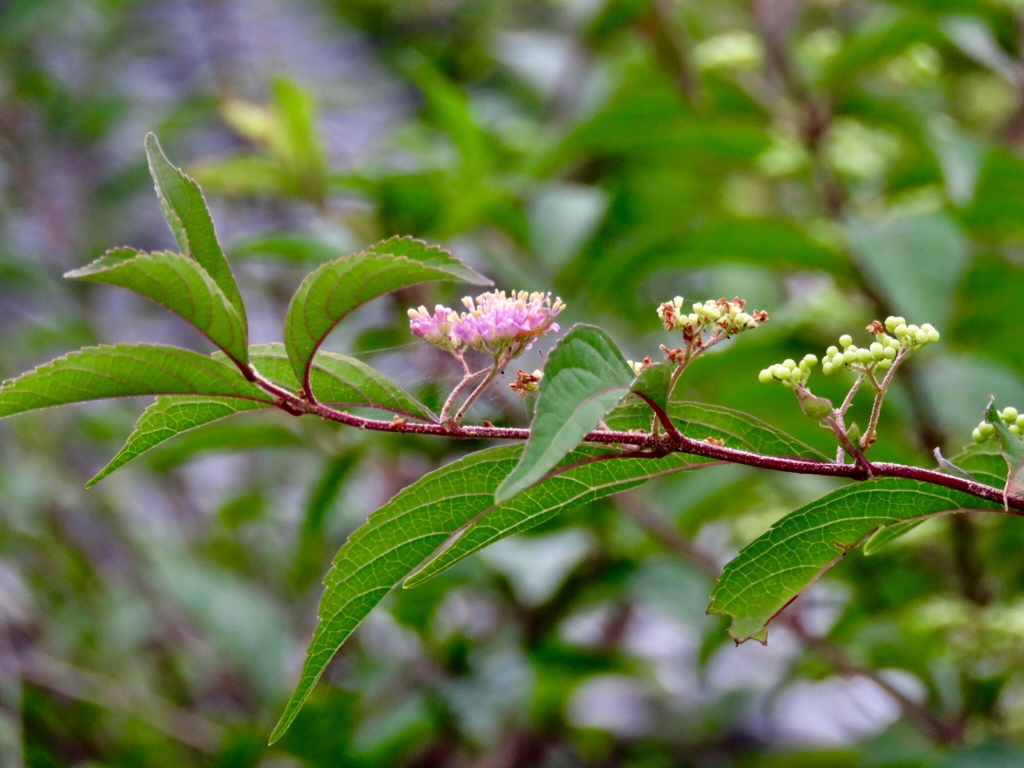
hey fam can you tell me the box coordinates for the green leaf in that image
[495,324,634,503]
[707,479,1000,643]
[986,400,1024,498]
[88,341,433,486]
[865,441,1015,554]
[586,218,848,303]
[950,255,1024,372]
[605,401,829,460]
[270,77,326,204]
[144,133,247,327]
[862,520,925,555]
[283,236,490,390]
[845,212,968,329]
[86,396,272,487]
[65,248,250,365]
[822,15,942,86]
[190,154,291,198]
[405,451,709,590]
[629,362,675,413]
[0,344,265,419]
[961,150,1024,239]
[248,343,435,422]
[952,441,1009,489]
[270,443,705,743]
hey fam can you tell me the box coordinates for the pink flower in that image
[453,290,564,355]
[408,290,565,358]
[407,304,460,352]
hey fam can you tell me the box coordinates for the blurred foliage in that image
[5,0,1024,765]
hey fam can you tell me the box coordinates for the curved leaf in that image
[283,236,490,391]
[145,133,247,327]
[270,443,707,743]
[495,324,634,503]
[87,396,273,487]
[707,479,1000,643]
[0,344,264,419]
[248,343,435,421]
[66,249,249,365]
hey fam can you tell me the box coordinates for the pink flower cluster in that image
[408,290,565,358]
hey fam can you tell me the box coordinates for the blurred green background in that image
[4,0,1024,765]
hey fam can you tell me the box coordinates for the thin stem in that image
[244,361,1024,514]
[860,348,909,451]
[453,368,499,424]
[666,330,725,398]
[837,373,866,418]
[824,414,874,476]
[440,367,489,425]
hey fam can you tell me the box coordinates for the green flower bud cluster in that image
[884,316,940,351]
[758,354,818,389]
[657,296,768,340]
[972,406,1024,443]
[822,334,899,375]
[820,317,938,376]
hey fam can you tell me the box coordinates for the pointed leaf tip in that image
[144,133,248,334]
[271,443,704,742]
